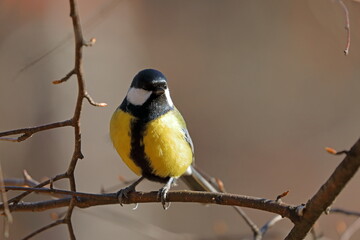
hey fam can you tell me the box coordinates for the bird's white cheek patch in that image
[165,89,174,107]
[127,87,152,106]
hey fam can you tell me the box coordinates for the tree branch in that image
[285,138,360,239]
[3,188,299,223]
[1,0,107,238]
[7,173,67,204]
[0,120,73,142]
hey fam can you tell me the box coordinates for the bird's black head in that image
[131,69,168,95]
[120,69,174,120]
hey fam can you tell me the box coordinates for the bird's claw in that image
[117,185,135,206]
[158,186,171,210]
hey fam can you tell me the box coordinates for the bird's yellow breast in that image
[110,108,193,179]
[143,110,193,178]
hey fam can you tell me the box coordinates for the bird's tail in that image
[181,165,220,192]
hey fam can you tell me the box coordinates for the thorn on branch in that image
[18,133,33,142]
[79,151,84,159]
[22,170,40,187]
[0,137,20,142]
[296,204,306,216]
[325,147,349,156]
[53,69,75,84]
[276,190,289,203]
[50,178,54,190]
[215,178,225,192]
[84,92,107,107]
[3,171,39,188]
[325,206,331,215]
[0,133,33,142]
[83,37,96,47]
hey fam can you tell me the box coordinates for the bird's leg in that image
[117,176,144,206]
[158,177,176,210]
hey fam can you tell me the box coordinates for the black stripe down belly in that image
[130,118,170,183]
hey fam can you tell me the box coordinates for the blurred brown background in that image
[1,0,360,239]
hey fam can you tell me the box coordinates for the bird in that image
[110,69,218,209]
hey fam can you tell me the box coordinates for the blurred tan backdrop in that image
[1,0,360,239]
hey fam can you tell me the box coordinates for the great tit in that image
[110,69,217,209]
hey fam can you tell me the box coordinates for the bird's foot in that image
[158,177,176,210]
[117,176,144,206]
[158,186,171,210]
[117,185,136,206]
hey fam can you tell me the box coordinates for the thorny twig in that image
[0,161,12,239]
[337,0,351,55]
[0,0,106,238]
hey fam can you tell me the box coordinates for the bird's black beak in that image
[154,87,165,95]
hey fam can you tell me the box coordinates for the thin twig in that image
[60,0,93,238]
[0,161,12,239]
[3,3,105,237]
[231,206,260,236]
[65,199,76,240]
[325,147,349,156]
[337,0,351,55]
[21,219,64,240]
[53,69,75,84]
[4,170,39,188]
[84,92,107,107]
[8,173,67,204]
[331,208,360,217]
[0,119,73,142]
[0,137,21,142]
[254,191,288,239]
[258,215,283,239]
[276,190,290,202]
[2,0,106,237]
[83,37,96,47]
